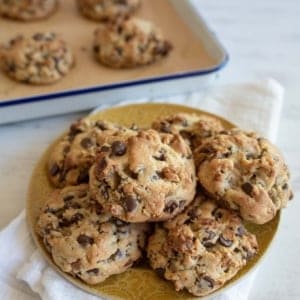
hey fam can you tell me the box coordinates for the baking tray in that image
[0,0,228,124]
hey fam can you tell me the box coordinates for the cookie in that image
[194,129,293,224]
[48,118,137,188]
[77,0,140,22]
[0,32,74,84]
[0,0,58,21]
[147,195,258,297]
[93,17,173,68]
[152,113,225,150]
[89,129,196,222]
[36,184,150,284]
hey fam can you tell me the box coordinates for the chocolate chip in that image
[110,249,123,260]
[124,195,137,212]
[100,145,110,152]
[87,268,99,275]
[153,40,173,56]
[212,208,223,220]
[241,182,254,196]
[97,158,107,173]
[95,121,108,130]
[115,46,123,56]
[77,169,89,184]
[202,276,215,288]
[111,141,127,156]
[78,190,87,198]
[80,137,93,149]
[63,195,74,202]
[164,201,178,214]
[77,234,94,247]
[188,209,198,220]
[159,122,171,133]
[125,34,133,42]
[155,268,165,278]
[93,45,100,53]
[218,234,233,247]
[153,153,166,161]
[33,33,44,41]
[94,202,103,215]
[236,225,245,237]
[282,183,288,190]
[71,213,84,223]
[49,163,59,176]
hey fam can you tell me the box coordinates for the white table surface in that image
[1,0,299,299]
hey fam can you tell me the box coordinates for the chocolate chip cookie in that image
[89,129,196,222]
[194,129,293,224]
[152,113,225,150]
[48,118,137,188]
[0,32,74,84]
[147,194,258,297]
[77,0,140,22]
[36,184,150,284]
[93,17,173,68]
[0,0,58,21]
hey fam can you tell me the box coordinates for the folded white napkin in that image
[0,78,284,300]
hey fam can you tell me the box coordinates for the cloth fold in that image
[0,78,284,300]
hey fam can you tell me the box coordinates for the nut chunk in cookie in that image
[89,129,196,222]
[77,0,140,22]
[0,32,74,84]
[0,0,58,21]
[36,184,150,284]
[147,195,258,297]
[48,118,137,188]
[194,129,293,224]
[152,113,225,150]
[93,17,173,68]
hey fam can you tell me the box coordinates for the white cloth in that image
[0,78,284,300]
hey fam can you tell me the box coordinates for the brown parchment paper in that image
[0,0,216,102]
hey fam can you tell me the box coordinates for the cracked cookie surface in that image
[48,118,137,188]
[89,129,196,222]
[93,17,172,68]
[152,113,225,150]
[36,184,150,284]
[194,129,293,224]
[147,195,258,297]
[0,0,58,21]
[77,0,140,22]
[0,32,74,84]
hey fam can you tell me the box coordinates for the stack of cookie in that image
[36,112,293,297]
[0,0,172,84]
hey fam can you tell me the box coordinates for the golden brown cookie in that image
[194,129,293,224]
[89,129,196,222]
[147,194,258,297]
[93,17,172,68]
[0,32,74,84]
[36,184,150,284]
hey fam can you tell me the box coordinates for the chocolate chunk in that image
[49,163,59,176]
[236,225,245,237]
[164,201,178,214]
[95,121,108,130]
[94,201,103,215]
[153,40,172,56]
[80,137,93,149]
[100,145,110,152]
[111,141,127,156]
[77,169,89,184]
[93,45,100,53]
[218,234,233,247]
[202,276,215,288]
[241,182,254,196]
[124,195,137,212]
[155,268,165,278]
[77,234,94,247]
[87,268,99,275]
[63,195,74,202]
[159,122,171,133]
